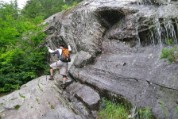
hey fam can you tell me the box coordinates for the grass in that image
[159,100,168,118]
[160,38,178,63]
[97,99,129,119]
[97,99,154,119]
[138,107,153,119]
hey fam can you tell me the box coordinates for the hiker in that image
[47,43,71,85]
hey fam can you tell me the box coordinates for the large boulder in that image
[66,83,100,110]
[28,0,178,118]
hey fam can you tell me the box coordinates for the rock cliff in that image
[45,0,178,118]
[1,0,178,118]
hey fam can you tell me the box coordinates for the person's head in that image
[59,44,65,49]
[59,43,68,49]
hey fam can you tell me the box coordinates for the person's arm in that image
[48,47,58,54]
[68,44,72,51]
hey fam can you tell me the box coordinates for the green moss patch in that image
[14,105,20,110]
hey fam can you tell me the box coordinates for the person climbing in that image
[47,43,71,85]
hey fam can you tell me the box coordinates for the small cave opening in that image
[138,30,156,46]
[96,8,125,28]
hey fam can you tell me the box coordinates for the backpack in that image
[60,48,71,62]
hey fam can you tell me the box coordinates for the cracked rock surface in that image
[44,0,178,118]
[0,76,87,119]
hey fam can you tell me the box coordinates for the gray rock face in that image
[2,0,178,118]
[70,46,178,119]
[42,105,83,119]
[0,76,91,119]
[74,51,93,68]
[66,83,100,110]
[43,0,178,118]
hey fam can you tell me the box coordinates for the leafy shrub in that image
[62,2,78,10]
[160,46,178,63]
[0,18,47,93]
[0,0,81,94]
[165,38,174,46]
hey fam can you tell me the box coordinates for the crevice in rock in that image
[91,67,139,82]
[69,70,133,109]
[69,66,178,116]
[147,80,178,92]
[91,67,178,92]
[95,68,178,92]
[64,82,97,119]
[72,77,133,113]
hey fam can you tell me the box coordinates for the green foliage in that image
[62,2,78,10]
[0,3,42,49]
[0,2,48,93]
[14,105,20,110]
[160,46,178,63]
[160,38,178,63]
[0,3,19,47]
[0,23,47,93]
[98,99,129,119]
[98,99,154,119]
[0,0,81,94]
[176,106,178,116]
[138,107,153,119]
[22,0,82,19]
[159,100,168,118]
[165,38,174,46]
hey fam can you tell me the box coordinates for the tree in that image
[0,0,83,93]
[22,0,83,19]
[0,2,47,93]
[0,2,20,48]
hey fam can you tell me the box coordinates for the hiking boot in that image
[49,76,54,80]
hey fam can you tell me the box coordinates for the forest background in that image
[0,0,82,94]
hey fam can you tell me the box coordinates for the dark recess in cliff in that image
[96,8,125,28]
